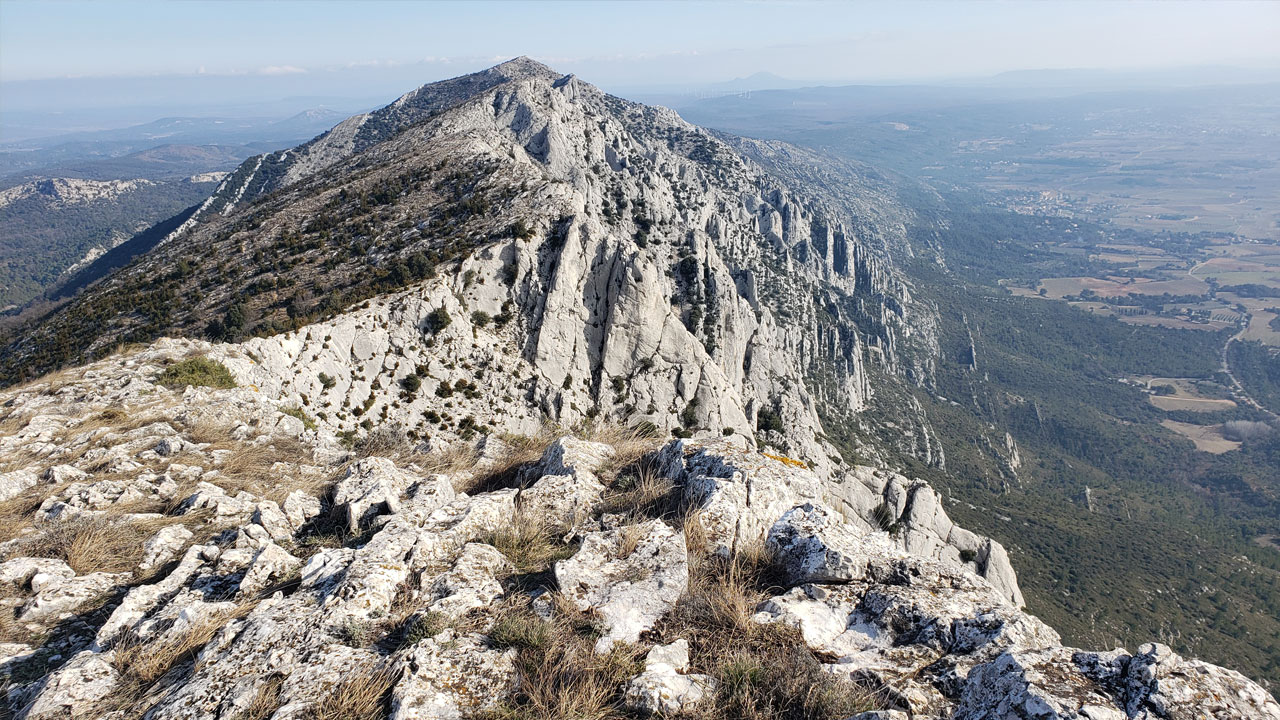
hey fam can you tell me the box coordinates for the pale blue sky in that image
[3,0,1279,86]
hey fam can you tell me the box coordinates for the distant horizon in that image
[4,1,1277,83]
[4,57,1280,145]
[4,0,1279,143]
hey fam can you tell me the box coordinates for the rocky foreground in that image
[0,340,1276,719]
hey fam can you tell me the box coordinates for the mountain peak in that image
[485,55,561,81]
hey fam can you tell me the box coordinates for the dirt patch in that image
[1150,395,1237,412]
[1160,420,1241,454]
[1139,377,1238,412]
[1038,275,1208,300]
[1252,535,1280,552]
[1117,315,1232,332]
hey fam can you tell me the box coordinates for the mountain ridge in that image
[0,58,1276,715]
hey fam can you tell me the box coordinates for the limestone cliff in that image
[0,341,1274,718]
[1,58,934,477]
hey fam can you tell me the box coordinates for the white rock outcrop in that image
[555,518,690,653]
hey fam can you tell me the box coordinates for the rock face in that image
[0,345,1275,717]
[0,59,1276,719]
[3,57,935,479]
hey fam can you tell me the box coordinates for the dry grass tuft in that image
[481,601,643,720]
[0,448,43,475]
[350,426,422,459]
[111,601,254,696]
[0,411,29,435]
[232,675,284,720]
[682,509,710,558]
[0,482,61,545]
[183,421,321,503]
[650,541,879,720]
[5,514,206,578]
[478,512,577,574]
[598,463,676,519]
[577,421,664,481]
[314,662,398,720]
[416,441,481,478]
[10,516,152,574]
[460,428,560,493]
[615,523,644,559]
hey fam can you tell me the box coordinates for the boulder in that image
[425,542,510,618]
[555,519,688,652]
[623,639,716,715]
[138,525,194,572]
[391,631,517,719]
[0,557,74,588]
[19,572,129,624]
[20,650,119,720]
[1124,643,1280,719]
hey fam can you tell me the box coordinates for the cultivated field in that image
[1136,376,1238,412]
[1160,419,1241,454]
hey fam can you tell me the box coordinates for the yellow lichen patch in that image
[762,452,806,469]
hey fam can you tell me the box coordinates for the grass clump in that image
[482,602,644,720]
[314,663,398,720]
[281,405,317,431]
[109,603,256,707]
[6,516,188,575]
[158,357,237,390]
[648,539,879,720]
[490,611,553,651]
[478,512,578,574]
[232,675,284,720]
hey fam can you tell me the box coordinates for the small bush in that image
[472,310,493,328]
[512,219,535,239]
[400,375,422,394]
[424,308,452,335]
[401,611,451,648]
[158,357,237,389]
[756,407,784,434]
[281,406,317,431]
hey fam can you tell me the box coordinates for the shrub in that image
[318,372,336,390]
[424,308,452,335]
[1221,420,1273,442]
[681,399,700,429]
[756,407,784,434]
[157,357,237,389]
[281,406,317,431]
[471,310,492,328]
[512,219,535,239]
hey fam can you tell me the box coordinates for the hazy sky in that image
[3,0,1279,87]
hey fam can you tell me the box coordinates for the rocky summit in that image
[0,59,1276,719]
